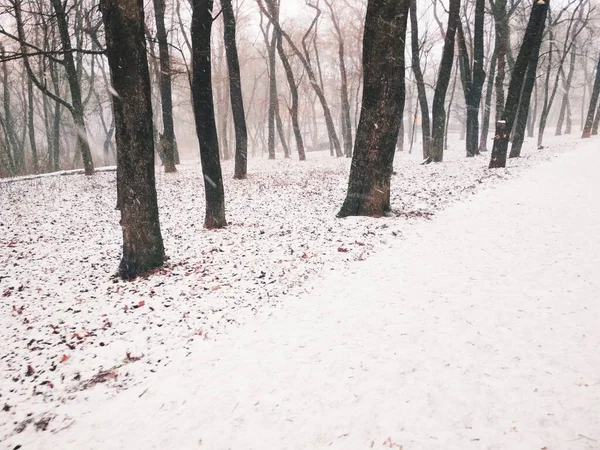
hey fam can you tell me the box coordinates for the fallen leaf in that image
[59,354,69,363]
[337,247,349,253]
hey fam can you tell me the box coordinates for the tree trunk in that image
[191,0,227,228]
[582,50,600,139]
[456,0,485,158]
[259,0,343,158]
[325,0,353,158]
[100,0,166,279]
[50,0,94,175]
[27,75,38,173]
[276,29,306,160]
[491,0,508,122]
[430,0,460,163]
[489,0,549,168]
[267,20,277,159]
[338,0,409,217]
[592,100,600,135]
[153,0,178,173]
[479,50,496,152]
[409,0,431,160]
[222,0,248,179]
[509,32,544,159]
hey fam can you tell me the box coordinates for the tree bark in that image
[191,0,227,228]
[479,50,496,152]
[489,0,549,168]
[582,50,600,139]
[267,19,277,159]
[430,0,460,163]
[27,74,38,172]
[491,0,508,122]
[338,0,409,217]
[409,0,431,160]
[100,0,166,279]
[153,0,178,173]
[222,0,248,178]
[456,0,485,158]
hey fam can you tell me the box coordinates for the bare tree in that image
[191,0,227,228]
[489,0,549,168]
[100,0,166,279]
[429,0,460,163]
[222,0,249,178]
[583,49,600,139]
[152,0,178,173]
[338,0,410,217]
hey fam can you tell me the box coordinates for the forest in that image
[2,0,598,279]
[2,1,600,445]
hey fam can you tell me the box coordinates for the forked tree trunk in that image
[259,0,343,158]
[430,0,460,163]
[100,0,165,279]
[489,0,549,168]
[50,0,95,175]
[191,0,227,228]
[456,0,485,158]
[582,50,600,139]
[338,0,409,217]
[222,0,248,179]
[555,42,577,135]
[325,0,352,158]
[409,0,431,160]
[276,35,306,160]
[153,0,178,173]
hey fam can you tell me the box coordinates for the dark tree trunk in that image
[489,0,549,168]
[555,42,576,135]
[267,21,277,160]
[276,29,306,160]
[592,100,600,135]
[338,0,409,218]
[430,0,460,163]
[409,0,431,160]
[479,50,497,152]
[27,75,38,173]
[582,50,600,139]
[100,0,166,279]
[222,0,248,179]
[50,0,95,175]
[191,0,227,228]
[456,0,485,158]
[536,41,553,149]
[1,55,21,173]
[491,0,508,122]
[153,0,178,173]
[509,32,544,159]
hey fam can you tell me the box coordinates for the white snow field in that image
[1,135,599,449]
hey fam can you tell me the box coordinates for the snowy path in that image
[10,139,600,450]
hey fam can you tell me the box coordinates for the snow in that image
[1,135,598,448]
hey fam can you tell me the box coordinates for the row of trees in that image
[2,1,598,176]
[1,0,599,277]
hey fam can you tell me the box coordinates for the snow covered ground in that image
[1,135,598,448]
